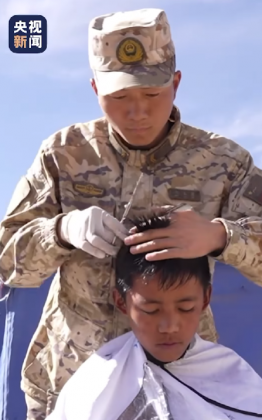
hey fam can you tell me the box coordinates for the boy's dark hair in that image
[115,214,211,297]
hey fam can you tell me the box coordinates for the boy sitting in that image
[47,214,262,420]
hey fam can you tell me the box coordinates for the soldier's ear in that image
[90,78,98,95]
[173,71,181,99]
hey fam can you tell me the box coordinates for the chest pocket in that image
[58,172,121,306]
[59,179,117,216]
[152,177,224,220]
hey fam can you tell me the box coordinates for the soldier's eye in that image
[111,95,126,99]
[146,93,159,97]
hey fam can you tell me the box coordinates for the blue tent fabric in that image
[212,263,262,377]
[0,279,52,420]
[0,287,6,364]
[0,262,261,420]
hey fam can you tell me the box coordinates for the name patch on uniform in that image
[243,174,262,206]
[73,183,105,197]
[168,188,201,202]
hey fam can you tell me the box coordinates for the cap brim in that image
[93,58,174,95]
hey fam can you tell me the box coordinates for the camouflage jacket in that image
[0,107,262,412]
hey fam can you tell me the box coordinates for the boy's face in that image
[114,275,211,363]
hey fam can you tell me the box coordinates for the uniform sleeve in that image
[213,152,262,286]
[46,389,67,420]
[0,147,72,288]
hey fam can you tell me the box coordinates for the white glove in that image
[59,206,128,259]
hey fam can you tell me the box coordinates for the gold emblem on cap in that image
[116,38,145,64]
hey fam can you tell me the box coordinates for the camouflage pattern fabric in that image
[0,106,262,419]
[89,9,176,95]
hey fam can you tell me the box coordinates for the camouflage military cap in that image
[88,8,176,95]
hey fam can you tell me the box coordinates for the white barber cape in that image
[47,332,262,420]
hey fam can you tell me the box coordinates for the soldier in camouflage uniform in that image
[0,8,261,420]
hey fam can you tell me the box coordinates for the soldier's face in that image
[91,72,181,147]
[114,275,210,363]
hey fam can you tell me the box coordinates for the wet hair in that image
[115,214,211,298]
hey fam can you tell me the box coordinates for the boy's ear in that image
[113,288,127,314]
[202,285,212,311]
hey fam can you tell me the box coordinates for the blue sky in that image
[0,0,262,219]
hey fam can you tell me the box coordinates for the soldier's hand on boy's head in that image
[125,208,227,261]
